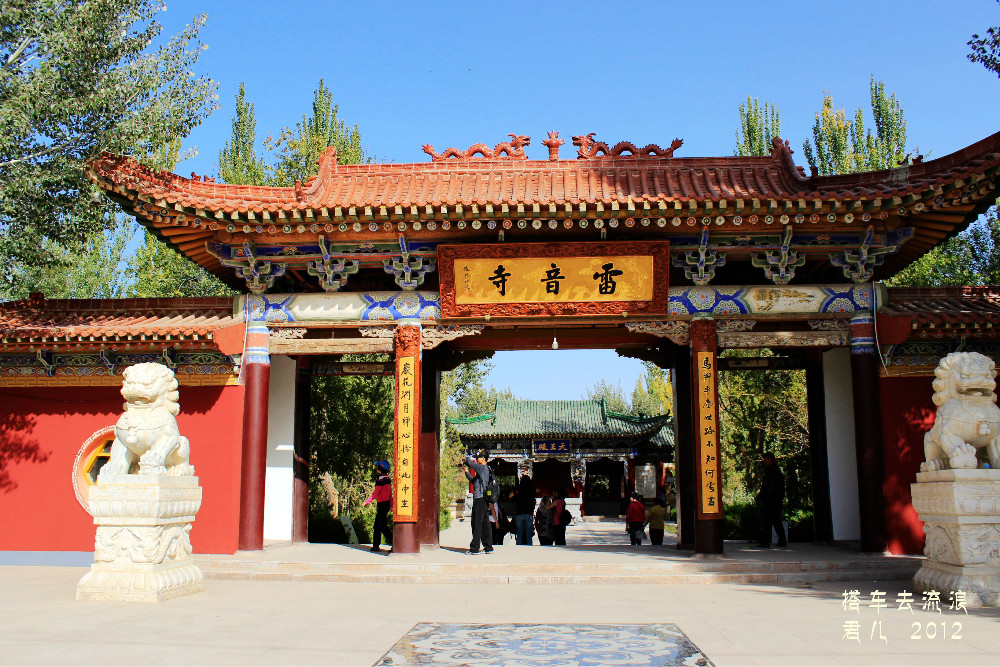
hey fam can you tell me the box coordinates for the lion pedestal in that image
[911,352,1000,608]
[911,470,1000,608]
[77,363,204,603]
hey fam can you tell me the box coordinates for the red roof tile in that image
[881,287,1000,330]
[0,295,237,343]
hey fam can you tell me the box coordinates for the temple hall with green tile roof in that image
[449,399,674,516]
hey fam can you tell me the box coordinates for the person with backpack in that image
[550,488,570,546]
[462,449,494,555]
[510,475,536,545]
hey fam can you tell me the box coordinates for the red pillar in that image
[418,348,441,548]
[690,319,724,554]
[393,325,421,554]
[850,311,888,552]
[292,356,311,543]
[238,322,270,551]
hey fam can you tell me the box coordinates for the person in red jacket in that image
[363,460,393,552]
[626,492,646,545]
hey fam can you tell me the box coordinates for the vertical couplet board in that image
[394,326,421,523]
[694,351,722,519]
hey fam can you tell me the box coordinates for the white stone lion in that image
[921,352,1000,472]
[98,363,195,479]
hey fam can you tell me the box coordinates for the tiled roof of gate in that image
[449,399,671,440]
[881,286,1000,330]
[0,294,237,343]
[87,132,1000,212]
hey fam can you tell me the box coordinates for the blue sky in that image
[161,0,1000,400]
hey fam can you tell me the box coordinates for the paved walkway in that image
[2,521,997,666]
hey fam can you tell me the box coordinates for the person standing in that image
[511,475,536,545]
[757,452,787,548]
[535,495,553,546]
[626,492,646,545]
[550,488,568,546]
[646,497,667,545]
[362,460,393,553]
[462,449,494,555]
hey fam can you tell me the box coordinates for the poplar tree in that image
[734,97,781,156]
[968,4,1000,78]
[802,77,907,175]
[218,83,268,186]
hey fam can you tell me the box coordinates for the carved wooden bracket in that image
[718,330,848,349]
[624,321,690,345]
[421,325,485,350]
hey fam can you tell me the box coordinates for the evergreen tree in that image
[734,97,781,156]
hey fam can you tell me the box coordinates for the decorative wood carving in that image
[438,241,670,319]
[624,321,689,346]
[421,325,485,350]
[268,327,307,340]
[360,326,397,339]
[395,325,422,357]
[808,318,850,331]
[718,331,848,349]
[689,319,718,352]
[715,319,757,333]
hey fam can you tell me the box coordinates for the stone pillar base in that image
[913,560,1000,608]
[911,469,1000,608]
[76,476,203,603]
[76,560,204,603]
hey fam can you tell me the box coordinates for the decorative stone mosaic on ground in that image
[375,622,712,666]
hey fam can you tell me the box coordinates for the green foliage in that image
[968,5,1000,78]
[583,379,630,414]
[718,350,812,515]
[126,230,236,298]
[218,82,268,186]
[308,354,395,524]
[889,206,1000,287]
[735,97,781,156]
[584,366,671,418]
[802,77,908,176]
[722,500,760,541]
[0,0,217,274]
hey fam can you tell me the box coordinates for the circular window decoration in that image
[748,215,759,224]
[516,220,526,229]
[640,218,650,227]
[457,221,467,229]
[242,225,252,233]
[532,219,543,230]
[297,224,306,233]
[502,220,512,229]
[282,224,292,233]
[779,215,790,224]
[563,220,573,229]
[267,225,277,234]
[763,215,774,225]
[608,219,619,228]
[625,217,635,227]
[72,426,116,515]
[809,214,819,223]
[368,223,378,232]
[686,217,696,226]
[579,219,589,229]
[827,213,837,223]
[794,214,804,224]
[844,213,855,224]
[733,215,743,226]
[548,220,558,229]
[413,221,423,231]
[594,219,604,229]
[427,221,437,231]
[714,216,725,226]
[353,222,363,232]
[861,213,871,222]
[338,223,348,232]
[324,224,334,232]
[442,221,451,230]
[471,220,481,230]
[487,221,496,230]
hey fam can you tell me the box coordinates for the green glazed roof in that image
[448,398,672,442]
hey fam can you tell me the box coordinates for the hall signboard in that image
[438,241,669,318]
[532,439,571,455]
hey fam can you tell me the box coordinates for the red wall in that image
[878,375,935,555]
[0,384,245,554]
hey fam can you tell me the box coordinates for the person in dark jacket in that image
[362,460,393,552]
[510,475,536,545]
[757,452,787,548]
[462,449,493,555]
[550,488,568,546]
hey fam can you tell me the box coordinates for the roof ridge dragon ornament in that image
[572,133,683,159]
[422,134,531,161]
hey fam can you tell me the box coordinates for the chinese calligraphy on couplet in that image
[394,355,417,520]
[696,351,721,516]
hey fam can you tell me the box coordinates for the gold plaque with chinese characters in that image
[438,241,669,319]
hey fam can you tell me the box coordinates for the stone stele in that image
[911,352,1000,608]
[77,363,203,602]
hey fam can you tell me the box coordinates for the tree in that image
[802,77,907,176]
[126,231,237,298]
[0,0,218,275]
[889,208,1000,287]
[218,82,268,186]
[734,97,781,156]
[266,79,368,186]
[968,5,1000,78]
[583,379,630,414]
